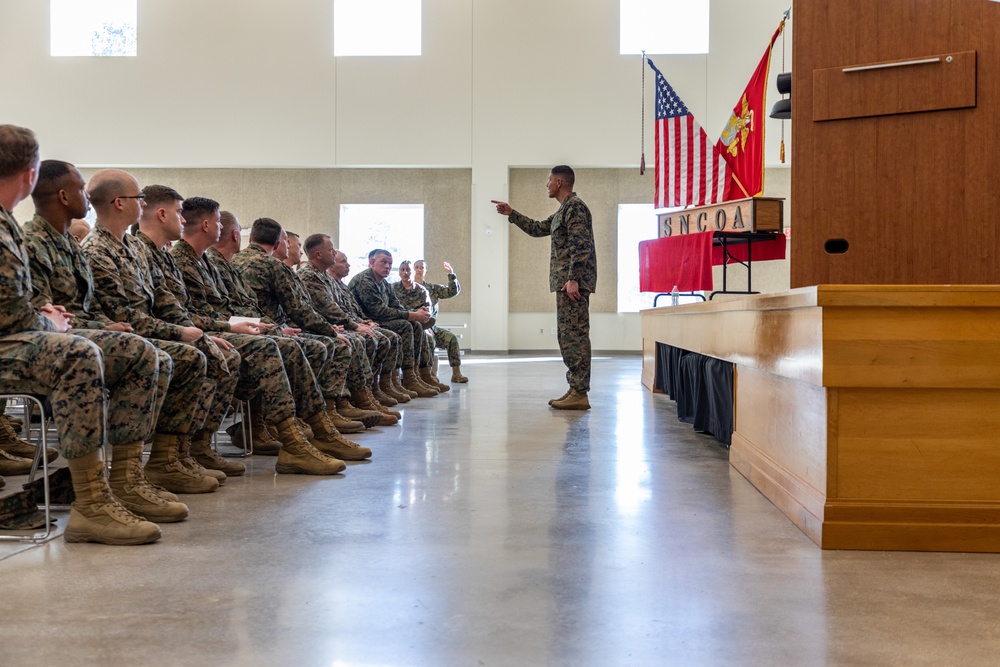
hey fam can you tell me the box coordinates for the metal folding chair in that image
[0,394,55,543]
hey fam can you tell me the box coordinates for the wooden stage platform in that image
[641,285,1000,552]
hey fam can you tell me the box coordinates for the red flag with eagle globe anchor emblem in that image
[715,21,784,200]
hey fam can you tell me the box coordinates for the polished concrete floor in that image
[1,353,1000,666]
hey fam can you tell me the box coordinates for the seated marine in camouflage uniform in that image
[24,160,197,524]
[83,170,346,477]
[204,211,312,449]
[168,196,371,460]
[300,234,409,408]
[325,251,412,404]
[0,124,162,544]
[392,261,450,392]
[349,249,440,398]
[414,259,468,384]
[174,211,367,440]
[232,219,396,429]
[283,231,398,426]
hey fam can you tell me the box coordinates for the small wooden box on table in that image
[641,285,1000,552]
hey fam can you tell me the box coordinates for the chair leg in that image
[0,395,54,544]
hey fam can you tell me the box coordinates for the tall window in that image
[617,204,659,312]
[50,0,137,57]
[338,204,424,284]
[620,0,709,55]
[334,0,421,56]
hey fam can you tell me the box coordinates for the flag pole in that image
[640,50,646,175]
[779,8,790,164]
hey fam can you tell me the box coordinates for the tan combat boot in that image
[109,442,189,523]
[144,433,220,494]
[348,389,398,426]
[0,448,33,476]
[226,416,282,455]
[295,417,315,441]
[371,379,398,407]
[451,366,468,383]
[304,411,372,460]
[390,369,418,399]
[402,368,438,397]
[362,386,402,420]
[420,365,450,392]
[179,431,226,485]
[273,417,347,475]
[0,414,58,463]
[548,389,572,406]
[64,449,162,545]
[380,373,411,403]
[412,366,442,394]
[334,397,382,429]
[550,389,591,411]
[326,406,367,434]
[190,429,245,476]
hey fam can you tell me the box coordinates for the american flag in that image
[649,58,732,208]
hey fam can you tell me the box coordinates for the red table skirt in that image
[638,231,787,293]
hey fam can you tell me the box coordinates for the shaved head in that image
[87,169,139,210]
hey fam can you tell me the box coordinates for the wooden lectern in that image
[791,0,1000,287]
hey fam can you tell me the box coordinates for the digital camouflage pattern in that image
[22,214,176,442]
[23,214,113,329]
[349,268,423,370]
[232,244,337,337]
[279,261,370,390]
[417,275,463,367]
[82,221,228,433]
[170,238,327,417]
[0,207,150,458]
[132,232,296,425]
[507,192,597,294]
[330,273,398,375]
[392,281,434,368]
[421,274,460,319]
[296,263,359,330]
[434,328,462,368]
[232,244,352,396]
[206,247,347,399]
[204,247,271,321]
[508,192,596,392]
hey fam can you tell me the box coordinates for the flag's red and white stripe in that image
[655,115,730,209]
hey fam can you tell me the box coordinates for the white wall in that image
[0,0,793,350]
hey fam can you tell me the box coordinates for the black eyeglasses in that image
[116,194,145,201]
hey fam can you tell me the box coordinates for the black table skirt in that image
[655,342,733,447]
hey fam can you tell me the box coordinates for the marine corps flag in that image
[715,20,784,200]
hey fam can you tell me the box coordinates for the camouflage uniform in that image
[170,238,326,418]
[131,231,297,426]
[508,192,597,392]
[350,268,424,370]
[329,274,400,376]
[392,281,435,369]
[82,222,231,433]
[298,262,388,383]
[279,262,371,391]
[421,274,463,368]
[1,207,158,459]
[231,243,352,398]
[23,214,173,441]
